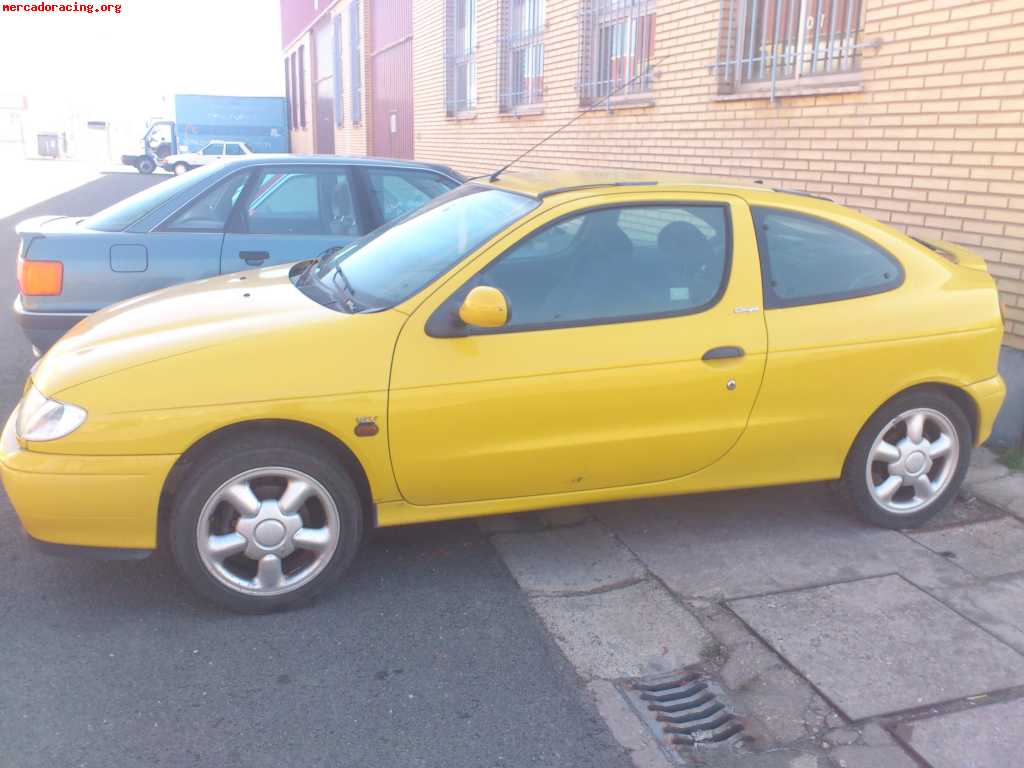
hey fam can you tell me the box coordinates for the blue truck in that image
[121,94,289,174]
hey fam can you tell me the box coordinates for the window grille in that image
[445,0,476,115]
[578,0,656,106]
[716,0,864,92]
[498,0,545,112]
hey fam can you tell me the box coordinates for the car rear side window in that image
[447,203,731,333]
[752,207,903,309]
[160,172,249,232]
[225,143,245,156]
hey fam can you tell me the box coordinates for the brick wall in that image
[408,0,1024,349]
[284,1,369,158]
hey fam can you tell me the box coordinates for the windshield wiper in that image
[331,265,366,313]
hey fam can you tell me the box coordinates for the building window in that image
[498,0,544,113]
[333,15,344,126]
[284,58,293,129]
[349,0,362,123]
[445,0,476,115]
[717,0,863,91]
[579,0,656,106]
[298,44,307,128]
[290,52,299,128]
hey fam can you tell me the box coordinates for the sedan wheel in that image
[170,436,363,612]
[173,162,189,175]
[840,390,970,529]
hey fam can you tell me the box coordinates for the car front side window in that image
[243,170,358,236]
[752,207,903,308]
[225,143,245,156]
[450,203,731,332]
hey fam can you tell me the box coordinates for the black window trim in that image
[427,200,734,338]
[752,206,905,311]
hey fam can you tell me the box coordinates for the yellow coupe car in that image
[1,170,1006,612]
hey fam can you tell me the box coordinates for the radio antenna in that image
[479,55,666,184]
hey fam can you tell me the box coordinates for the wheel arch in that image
[842,381,979,473]
[157,419,375,548]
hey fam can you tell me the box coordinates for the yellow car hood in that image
[34,265,404,400]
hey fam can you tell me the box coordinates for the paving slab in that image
[970,473,1024,517]
[531,580,713,680]
[491,520,646,595]
[896,698,1024,768]
[587,680,675,768]
[595,486,971,600]
[934,574,1024,654]
[728,575,1024,720]
[907,517,1024,578]
[965,446,1012,484]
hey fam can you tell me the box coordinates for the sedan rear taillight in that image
[16,256,63,296]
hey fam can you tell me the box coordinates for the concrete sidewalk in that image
[482,447,1024,768]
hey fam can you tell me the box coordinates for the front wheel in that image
[136,157,156,174]
[840,390,971,529]
[173,162,189,175]
[169,436,364,612]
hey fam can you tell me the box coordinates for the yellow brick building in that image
[281,0,1024,440]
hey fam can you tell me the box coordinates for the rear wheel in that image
[169,437,363,612]
[173,162,189,175]
[840,390,971,529]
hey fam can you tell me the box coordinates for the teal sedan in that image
[14,155,462,352]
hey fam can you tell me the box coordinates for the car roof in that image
[479,168,824,202]
[212,153,464,180]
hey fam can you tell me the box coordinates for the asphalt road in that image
[0,170,629,768]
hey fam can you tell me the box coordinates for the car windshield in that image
[311,184,537,310]
[83,164,225,231]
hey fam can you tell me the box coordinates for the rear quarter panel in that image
[709,193,1003,487]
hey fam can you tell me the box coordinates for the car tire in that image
[173,162,189,175]
[839,389,972,529]
[137,157,156,174]
[169,435,364,613]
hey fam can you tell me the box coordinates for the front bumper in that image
[0,409,177,555]
[12,296,87,355]
[967,375,1007,445]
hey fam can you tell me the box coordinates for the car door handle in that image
[702,346,745,361]
[239,250,269,265]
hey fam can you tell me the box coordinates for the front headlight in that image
[15,385,87,442]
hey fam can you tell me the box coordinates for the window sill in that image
[582,93,656,110]
[713,72,863,102]
[446,110,477,121]
[499,104,544,118]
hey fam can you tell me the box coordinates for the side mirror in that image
[458,286,509,329]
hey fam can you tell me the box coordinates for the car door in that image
[129,169,252,295]
[360,166,462,227]
[388,193,768,506]
[219,165,366,272]
[197,142,225,166]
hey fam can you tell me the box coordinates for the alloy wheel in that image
[865,407,959,515]
[195,466,341,597]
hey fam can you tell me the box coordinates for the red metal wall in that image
[369,0,414,159]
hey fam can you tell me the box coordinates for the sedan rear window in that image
[83,164,223,232]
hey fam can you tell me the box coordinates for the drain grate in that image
[624,671,745,749]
